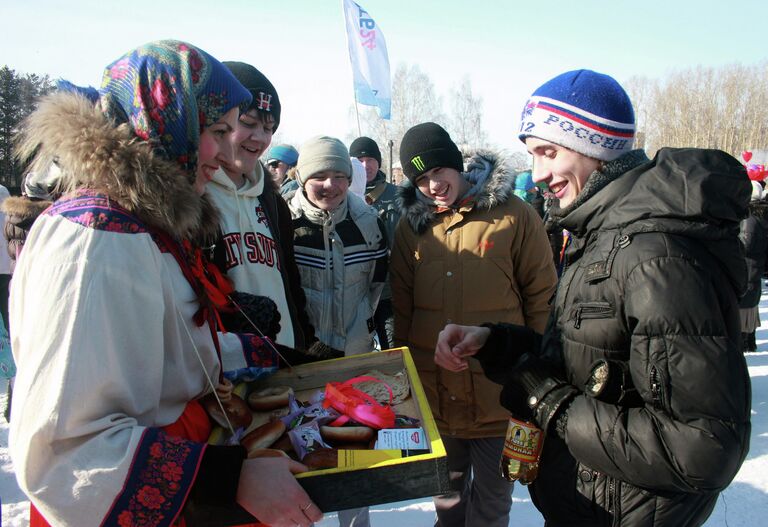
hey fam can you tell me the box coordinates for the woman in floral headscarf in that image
[9,40,322,527]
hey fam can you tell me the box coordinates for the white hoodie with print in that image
[206,164,295,347]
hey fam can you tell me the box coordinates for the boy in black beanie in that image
[349,136,401,350]
[207,62,329,367]
[391,122,557,527]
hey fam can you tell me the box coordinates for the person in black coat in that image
[738,181,768,352]
[435,69,751,527]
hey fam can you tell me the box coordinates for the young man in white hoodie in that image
[206,62,337,361]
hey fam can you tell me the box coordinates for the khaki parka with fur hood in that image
[391,150,557,438]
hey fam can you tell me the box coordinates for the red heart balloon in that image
[748,167,764,181]
[743,150,753,162]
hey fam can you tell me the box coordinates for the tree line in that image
[624,62,768,157]
[0,61,764,189]
[360,62,768,175]
[0,66,53,188]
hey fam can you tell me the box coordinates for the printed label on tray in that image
[376,428,426,450]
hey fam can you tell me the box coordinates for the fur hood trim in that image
[396,149,515,235]
[2,197,52,230]
[14,92,219,243]
[748,199,768,220]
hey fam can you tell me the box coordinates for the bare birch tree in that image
[354,63,446,175]
[627,61,768,159]
[447,76,488,150]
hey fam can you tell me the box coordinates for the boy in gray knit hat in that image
[289,135,390,527]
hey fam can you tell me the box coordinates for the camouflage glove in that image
[306,340,345,360]
[221,291,281,341]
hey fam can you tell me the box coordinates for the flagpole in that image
[354,100,362,137]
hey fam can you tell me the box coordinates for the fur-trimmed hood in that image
[2,196,52,231]
[396,149,516,235]
[14,92,219,243]
[748,198,768,220]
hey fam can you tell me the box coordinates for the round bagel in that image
[303,448,339,470]
[248,386,294,411]
[241,420,287,451]
[319,425,375,444]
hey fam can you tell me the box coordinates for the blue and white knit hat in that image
[519,69,635,161]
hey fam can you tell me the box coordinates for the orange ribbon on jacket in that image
[323,376,395,429]
[182,240,235,330]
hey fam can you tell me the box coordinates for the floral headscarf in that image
[99,39,251,176]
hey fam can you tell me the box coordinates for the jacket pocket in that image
[413,259,444,311]
[569,301,613,329]
[470,368,509,426]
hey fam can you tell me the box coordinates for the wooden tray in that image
[184,347,449,526]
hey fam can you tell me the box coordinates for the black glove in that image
[585,359,642,406]
[220,292,281,341]
[473,323,542,386]
[305,340,345,360]
[501,353,578,434]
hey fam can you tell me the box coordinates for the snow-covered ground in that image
[3,290,768,527]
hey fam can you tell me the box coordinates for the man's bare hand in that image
[435,324,491,372]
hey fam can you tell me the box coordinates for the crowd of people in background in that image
[0,39,756,527]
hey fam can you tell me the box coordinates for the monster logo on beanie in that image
[519,69,635,161]
[398,122,463,183]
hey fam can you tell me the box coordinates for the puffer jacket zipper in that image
[571,302,612,329]
[650,365,665,411]
[607,477,622,526]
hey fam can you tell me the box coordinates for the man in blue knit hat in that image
[513,169,545,217]
[266,143,300,194]
[435,69,751,526]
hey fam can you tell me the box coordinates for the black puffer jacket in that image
[515,148,751,526]
[738,199,768,308]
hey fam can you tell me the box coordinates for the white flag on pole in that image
[342,0,391,119]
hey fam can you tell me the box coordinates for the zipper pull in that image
[650,366,662,410]
[573,306,583,329]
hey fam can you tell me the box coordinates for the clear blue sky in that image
[2,0,767,153]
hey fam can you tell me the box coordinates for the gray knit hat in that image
[296,136,352,186]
